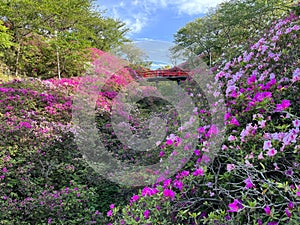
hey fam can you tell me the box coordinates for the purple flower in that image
[292,68,300,82]
[285,169,294,176]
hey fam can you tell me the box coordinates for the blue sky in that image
[97,0,225,67]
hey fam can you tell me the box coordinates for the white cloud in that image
[135,0,225,15]
[124,13,149,34]
[173,0,225,15]
[100,0,226,36]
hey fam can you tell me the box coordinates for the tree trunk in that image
[56,47,61,79]
[15,42,21,77]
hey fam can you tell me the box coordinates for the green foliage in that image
[0,20,13,52]
[0,0,129,78]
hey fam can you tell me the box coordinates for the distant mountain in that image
[145,60,169,70]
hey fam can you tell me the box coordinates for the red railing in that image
[138,69,189,78]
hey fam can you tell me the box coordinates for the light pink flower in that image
[263,140,272,150]
[227,164,236,172]
[258,152,264,160]
[267,148,277,157]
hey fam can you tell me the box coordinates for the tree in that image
[112,42,151,69]
[172,0,295,66]
[0,0,129,78]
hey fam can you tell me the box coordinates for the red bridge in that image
[136,67,190,82]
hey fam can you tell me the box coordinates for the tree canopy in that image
[0,0,129,78]
[172,0,296,66]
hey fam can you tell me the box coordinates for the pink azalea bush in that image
[0,49,137,224]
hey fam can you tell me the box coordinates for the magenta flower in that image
[268,222,278,225]
[107,210,112,217]
[264,205,271,215]
[288,201,294,209]
[192,167,204,176]
[194,149,201,156]
[230,117,240,126]
[227,199,243,212]
[247,75,256,85]
[143,209,150,219]
[131,195,139,202]
[173,180,183,191]
[163,178,172,188]
[141,187,158,197]
[109,204,114,209]
[285,208,291,218]
[166,139,173,145]
[206,124,219,137]
[163,189,175,199]
[244,177,255,189]
[275,99,290,112]
[159,151,164,157]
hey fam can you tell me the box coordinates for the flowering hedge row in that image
[0,49,136,224]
